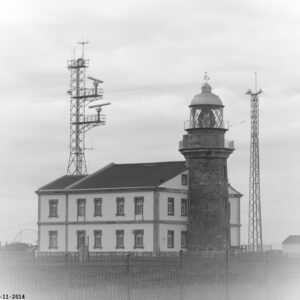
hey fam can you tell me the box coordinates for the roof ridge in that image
[113,161,185,166]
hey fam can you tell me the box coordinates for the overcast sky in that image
[0,0,299,247]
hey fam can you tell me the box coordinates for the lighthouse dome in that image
[190,83,223,107]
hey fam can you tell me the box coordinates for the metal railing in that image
[70,88,104,98]
[0,250,299,300]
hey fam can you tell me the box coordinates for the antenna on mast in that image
[246,72,263,252]
[66,42,111,175]
[203,72,210,84]
[77,40,89,58]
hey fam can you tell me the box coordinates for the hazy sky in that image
[0,0,299,247]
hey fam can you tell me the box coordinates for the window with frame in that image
[167,198,174,216]
[49,231,58,249]
[77,199,86,217]
[223,198,227,210]
[134,197,144,215]
[49,199,58,218]
[116,230,125,249]
[94,230,102,248]
[225,229,230,244]
[94,198,102,216]
[181,199,187,216]
[167,230,174,248]
[133,230,144,249]
[181,174,188,186]
[223,166,227,178]
[77,230,86,249]
[116,198,125,216]
[181,231,187,249]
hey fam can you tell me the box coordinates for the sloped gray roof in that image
[69,161,187,189]
[37,161,242,196]
[282,235,300,244]
[37,175,87,191]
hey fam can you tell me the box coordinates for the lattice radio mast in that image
[246,73,263,252]
[67,41,110,175]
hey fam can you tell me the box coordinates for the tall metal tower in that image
[67,41,110,175]
[246,73,263,252]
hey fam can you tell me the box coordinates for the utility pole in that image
[246,73,263,252]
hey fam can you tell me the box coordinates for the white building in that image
[37,161,242,253]
[282,235,300,257]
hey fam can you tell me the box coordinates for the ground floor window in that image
[116,230,125,249]
[167,230,174,248]
[94,230,102,248]
[77,230,86,249]
[181,231,187,248]
[133,230,144,249]
[48,231,58,249]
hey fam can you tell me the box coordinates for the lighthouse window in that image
[223,166,227,178]
[168,198,174,216]
[181,174,188,186]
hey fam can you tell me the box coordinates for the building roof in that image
[190,83,223,107]
[37,161,243,196]
[37,161,187,191]
[228,184,243,197]
[68,161,187,190]
[282,235,300,244]
[37,175,87,191]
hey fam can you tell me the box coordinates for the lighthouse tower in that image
[179,77,234,250]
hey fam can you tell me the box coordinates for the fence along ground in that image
[0,251,300,300]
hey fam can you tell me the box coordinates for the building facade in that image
[37,162,242,253]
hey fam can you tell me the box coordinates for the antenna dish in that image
[87,76,104,83]
[89,102,111,109]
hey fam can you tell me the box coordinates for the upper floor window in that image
[168,198,174,216]
[116,198,125,216]
[181,174,188,186]
[167,230,174,248]
[181,231,187,249]
[49,199,58,218]
[94,230,102,249]
[223,166,227,178]
[134,197,144,215]
[77,230,86,249]
[133,230,144,249]
[48,231,58,249]
[94,198,102,216]
[181,199,187,216]
[116,230,125,249]
[223,198,227,210]
[77,199,86,217]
